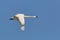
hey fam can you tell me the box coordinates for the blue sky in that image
[0,0,60,40]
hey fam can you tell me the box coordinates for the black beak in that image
[36,16,38,18]
[9,18,14,20]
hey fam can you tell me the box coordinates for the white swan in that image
[10,14,38,31]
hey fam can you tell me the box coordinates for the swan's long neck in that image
[24,16,37,18]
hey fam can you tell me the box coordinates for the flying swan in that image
[10,14,38,31]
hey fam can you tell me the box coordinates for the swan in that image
[10,14,38,31]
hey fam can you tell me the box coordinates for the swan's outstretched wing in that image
[18,16,25,31]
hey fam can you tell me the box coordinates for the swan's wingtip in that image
[21,26,25,31]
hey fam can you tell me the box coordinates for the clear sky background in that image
[0,0,59,40]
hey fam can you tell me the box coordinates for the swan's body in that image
[10,14,38,31]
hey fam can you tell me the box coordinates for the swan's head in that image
[36,16,38,18]
[33,16,38,18]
